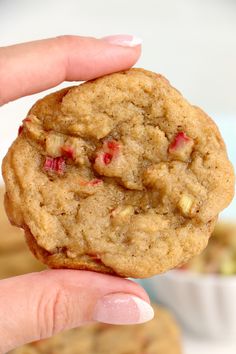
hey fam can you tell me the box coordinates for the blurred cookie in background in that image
[180,222,236,275]
[0,187,46,279]
[9,305,182,354]
[0,249,46,279]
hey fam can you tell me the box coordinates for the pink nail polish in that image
[93,294,154,325]
[102,34,142,47]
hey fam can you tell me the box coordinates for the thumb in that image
[0,269,153,352]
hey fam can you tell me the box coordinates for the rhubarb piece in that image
[103,152,112,165]
[88,178,103,186]
[43,156,65,175]
[17,117,32,136]
[95,139,120,166]
[169,132,190,150]
[61,137,90,166]
[18,125,23,136]
[86,252,102,262]
[168,132,194,161]
[79,178,103,186]
[93,139,127,180]
[61,145,75,159]
[106,140,120,152]
[23,117,31,123]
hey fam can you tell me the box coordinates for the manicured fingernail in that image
[93,294,154,325]
[102,34,142,47]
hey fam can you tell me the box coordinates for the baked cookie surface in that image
[0,188,25,254]
[2,68,234,277]
[9,305,182,354]
[0,187,46,279]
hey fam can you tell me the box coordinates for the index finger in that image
[0,35,141,106]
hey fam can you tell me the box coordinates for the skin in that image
[0,35,151,353]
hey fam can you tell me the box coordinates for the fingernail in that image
[102,34,142,47]
[93,293,154,325]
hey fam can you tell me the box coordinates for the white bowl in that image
[142,270,236,340]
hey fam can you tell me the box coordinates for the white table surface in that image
[183,334,236,354]
[1,1,236,352]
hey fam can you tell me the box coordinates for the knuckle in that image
[51,286,72,334]
[37,284,72,338]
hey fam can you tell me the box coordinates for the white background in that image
[1,1,236,353]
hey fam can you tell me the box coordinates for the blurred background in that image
[0,1,235,353]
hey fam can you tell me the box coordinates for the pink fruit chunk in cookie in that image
[95,139,120,166]
[88,178,103,186]
[61,145,75,159]
[79,178,103,186]
[106,140,119,151]
[18,125,24,136]
[18,117,32,136]
[103,152,112,165]
[23,117,32,123]
[86,252,101,262]
[168,131,194,161]
[43,156,66,175]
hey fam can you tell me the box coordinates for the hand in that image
[0,35,154,353]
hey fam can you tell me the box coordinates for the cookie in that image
[9,305,182,354]
[0,188,26,254]
[2,68,234,278]
[0,187,46,279]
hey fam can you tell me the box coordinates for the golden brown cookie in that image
[2,68,234,278]
[9,305,182,354]
[0,188,25,254]
[0,187,46,279]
